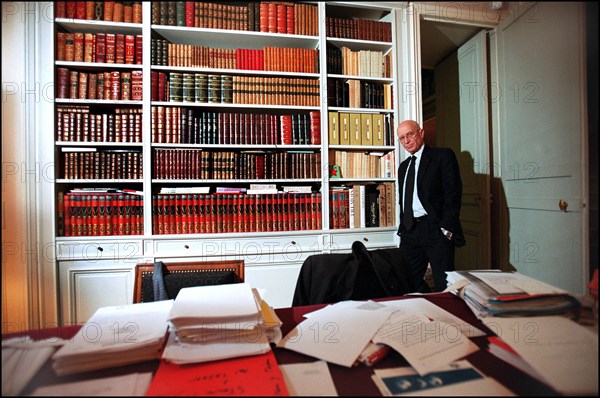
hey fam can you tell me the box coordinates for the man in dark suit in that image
[396,120,465,292]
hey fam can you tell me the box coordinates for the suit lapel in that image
[417,146,432,189]
[398,158,410,206]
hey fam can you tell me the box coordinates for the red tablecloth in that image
[3,293,558,396]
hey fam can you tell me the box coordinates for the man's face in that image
[397,122,425,154]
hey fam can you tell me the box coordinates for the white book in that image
[359,185,366,228]
[160,186,210,194]
[250,184,277,190]
[61,147,96,152]
[348,186,355,228]
[282,186,312,193]
[216,187,247,193]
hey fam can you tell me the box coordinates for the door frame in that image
[398,5,499,269]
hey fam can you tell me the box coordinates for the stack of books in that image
[447,270,581,318]
[51,300,173,376]
[161,283,282,364]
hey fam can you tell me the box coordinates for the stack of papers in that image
[162,283,280,364]
[51,300,173,376]
[448,271,581,317]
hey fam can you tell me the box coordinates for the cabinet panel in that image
[152,234,323,258]
[328,229,398,251]
[59,261,135,325]
[245,262,303,309]
[56,240,143,261]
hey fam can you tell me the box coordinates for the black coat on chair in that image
[292,241,413,306]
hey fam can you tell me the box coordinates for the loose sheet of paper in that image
[481,316,598,395]
[278,300,392,367]
[279,360,338,396]
[372,307,479,375]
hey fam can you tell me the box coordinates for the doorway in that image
[419,19,495,271]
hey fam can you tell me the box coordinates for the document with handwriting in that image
[147,350,288,396]
[372,307,479,375]
[382,298,486,338]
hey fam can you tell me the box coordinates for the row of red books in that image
[152,41,318,74]
[151,192,323,235]
[62,151,143,180]
[56,68,143,101]
[57,192,144,237]
[57,105,142,143]
[279,113,321,145]
[326,17,392,43]
[57,32,142,65]
[255,2,318,36]
[150,1,318,36]
[55,1,143,24]
[152,149,321,180]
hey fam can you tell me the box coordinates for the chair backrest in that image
[133,260,244,303]
[292,241,412,306]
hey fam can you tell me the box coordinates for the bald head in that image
[397,120,425,154]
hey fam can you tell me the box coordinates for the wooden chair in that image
[133,260,244,303]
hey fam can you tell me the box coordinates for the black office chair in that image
[133,260,244,303]
[291,241,413,306]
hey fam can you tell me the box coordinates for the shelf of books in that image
[323,2,397,246]
[54,1,145,239]
[148,1,323,239]
[52,2,400,318]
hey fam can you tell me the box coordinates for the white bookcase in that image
[53,1,400,324]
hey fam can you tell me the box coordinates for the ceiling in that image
[420,19,483,69]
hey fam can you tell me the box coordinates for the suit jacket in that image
[397,146,465,247]
[291,241,413,306]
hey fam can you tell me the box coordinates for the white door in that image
[434,31,492,271]
[497,3,587,294]
[455,31,492,271]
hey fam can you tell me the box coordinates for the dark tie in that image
[402,156,416,231]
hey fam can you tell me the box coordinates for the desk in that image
[6,293,558,396]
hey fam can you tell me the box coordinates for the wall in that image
[2,2,31,333]
[1,2,57,333]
